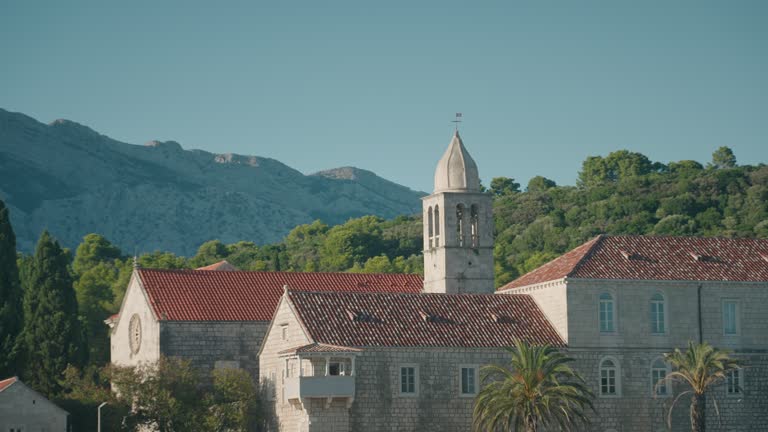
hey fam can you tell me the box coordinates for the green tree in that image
[490,177,521,196]
[710,146,737,169]
[109,356,206,432]
[357,255,395,273]
[319,216,385,271]
[75,262,119,365]
[72,233,122,276]
[284,220,329,271]
[526,176,556,193]
[653,215,697,236]
[663,342,741,432]
[473,341,594,432]
[189,240,229,268]
[58,365,130,431]
[0,200,23,377]
[205,367,261,432]
[20,231,85,396]
[138,251,188,269]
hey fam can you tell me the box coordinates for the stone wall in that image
[569,349,768,432]
[110,272,161,367]
[160,320,269,378]
[348,347,508,432]
[0,381,68,432]
[501,279,569,341]
[259,294,313,432]
[564,279,768,350]
[422,191,495,294]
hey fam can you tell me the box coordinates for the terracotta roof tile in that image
[501,235,768,290]
[288,291,564,348]
[278,343,363,355]
[137,269,422,321]
[0,376,17,392]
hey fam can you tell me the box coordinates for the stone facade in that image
[110,272,269,379]
[259,295,313,432]
[0,379,68,432]
[110,272,161,367]
[505,278,768,431]
[161,321,269,378]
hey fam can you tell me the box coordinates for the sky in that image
[1,0,766,193]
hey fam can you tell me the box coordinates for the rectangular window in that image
[400,366,417,395]
[723,300,738,335]
[599,298,614,333]
[281,325,288,340]
[651,301,665,334]
[268,371,276,400]
[601,369,616,395]
[460,366,477,396]
[726,369,742,395]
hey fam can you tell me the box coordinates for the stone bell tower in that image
[422,130,494,294]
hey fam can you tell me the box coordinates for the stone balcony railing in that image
[284,375,355,400]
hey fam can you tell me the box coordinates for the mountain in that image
[0,108,425,255]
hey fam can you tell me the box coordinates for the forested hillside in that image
[55,148,768,361]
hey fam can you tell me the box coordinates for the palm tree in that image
[663,341,741,432]
[473,341,594,432]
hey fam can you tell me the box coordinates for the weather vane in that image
[452,112,462,130]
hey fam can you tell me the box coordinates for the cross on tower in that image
[451,112,462,130]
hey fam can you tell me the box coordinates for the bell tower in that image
[422,130,494,294]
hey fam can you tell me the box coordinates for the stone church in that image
[111,130,768,431]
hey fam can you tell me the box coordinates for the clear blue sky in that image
[2,0,766,192]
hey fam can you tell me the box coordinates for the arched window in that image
[434,205,440,247]
[427,207,433,249]
[599,293,615,333]
[599,357,620,396]
[470,204,479,249]
[456,204,465,247]
[650,292,666,334]
[651,358,670,396]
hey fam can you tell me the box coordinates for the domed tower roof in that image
[433,130,481,193]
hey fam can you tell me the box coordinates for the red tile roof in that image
[196,260,239,271]
[278,343,363,355]
[137,269,423,321]
[287,291,564,348]
[501,235,768,290]
[0,376,17,392]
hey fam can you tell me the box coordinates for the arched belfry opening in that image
[422,130,494,294]
[456,204,465,247]
[470,204,479,249]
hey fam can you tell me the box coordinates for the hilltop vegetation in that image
[3,146,767,376]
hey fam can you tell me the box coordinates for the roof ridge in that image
[565,234,605,278]
[138,267,422,278]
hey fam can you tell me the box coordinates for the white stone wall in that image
[110,272,161,367]
[564,279,768,350]
[499,280,569,341]
[563,279,768,431]
[259,295,313,432]
[0,381,68,432]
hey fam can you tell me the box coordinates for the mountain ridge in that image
[0,108,425,255]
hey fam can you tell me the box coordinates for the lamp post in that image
[97,402,108,432]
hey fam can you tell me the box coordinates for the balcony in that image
[285,375,355,400]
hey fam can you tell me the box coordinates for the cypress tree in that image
[0,200,23,377]
[21,230,84,396]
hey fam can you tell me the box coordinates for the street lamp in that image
[97,402,108,432]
